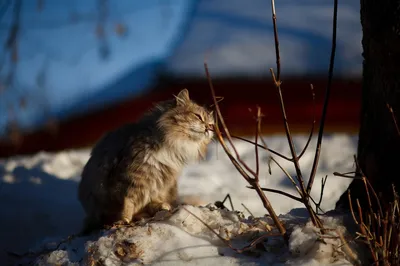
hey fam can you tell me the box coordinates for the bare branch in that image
[269,156,303,197]
[333,172,363,179]
[307,0,338,195]
[222,133,293,162]
[269,0,321,228]
[215,193,235,211]
[315,175,328,214]
[247,186,302,202]
[254,107,262,179]
[205,63,259,180]
[298,84,316,159]
[182,206,281,254]
[204,60,287,239]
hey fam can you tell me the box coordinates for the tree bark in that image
[336,0,400,210]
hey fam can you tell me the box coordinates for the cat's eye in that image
[194,113,203,121]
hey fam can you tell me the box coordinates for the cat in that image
[78,89,215,234]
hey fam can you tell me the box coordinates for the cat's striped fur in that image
[78,89,214,233]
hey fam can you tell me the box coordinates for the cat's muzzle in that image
[205,124,214,138]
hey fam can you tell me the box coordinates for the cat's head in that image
[158,89,215,143]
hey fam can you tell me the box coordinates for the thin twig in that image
[269,0,321,228]
[356,199,379,263]
[182,206,281,254]
[333,172,363,179]
[204,60,287,240]
[257,117,325,213]
[315,175,328,214]
[353,155,384,216]
[205,64,258,180]
[220,132,293,161]
[269,3,302,187]
[306,0,338,196]
[247,186,302,202]
[270,68,304,189]
[255,107,262,179]
[270,0,280,80]
[269,156,303,197]
[297,84,316,159]
[215,193,235,211]
[241,203,255,217]
[215,130,312,163]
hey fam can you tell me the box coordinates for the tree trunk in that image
[336,0,400,210]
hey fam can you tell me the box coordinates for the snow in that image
[27,206,361,265]
[0,133,359,265]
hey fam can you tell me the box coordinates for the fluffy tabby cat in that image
[78,89,215,233]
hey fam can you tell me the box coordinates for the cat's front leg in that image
[120,197,135,224]
[121,192,150,223]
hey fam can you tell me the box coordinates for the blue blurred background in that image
[0,0,362,155]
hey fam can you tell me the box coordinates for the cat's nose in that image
[207,124,214,131]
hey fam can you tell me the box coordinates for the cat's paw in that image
[123,217,132,224]
[146,201,172,215]
[112,218,131,227]
[159,202,172,211]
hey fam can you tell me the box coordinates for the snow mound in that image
[23,205,361,266]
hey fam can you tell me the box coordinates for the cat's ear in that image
[175,89,190,106]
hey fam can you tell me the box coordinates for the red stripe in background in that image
[0,77,361,158]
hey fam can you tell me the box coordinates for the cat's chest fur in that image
[147,139,202,170]
[137,139,203,194]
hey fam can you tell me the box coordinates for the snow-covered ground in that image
[31,205,363,265]
[0,133,358,264]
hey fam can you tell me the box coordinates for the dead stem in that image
[333,171,361,179]
[306,0,338,196]
[269,0,321,228]
[297,84,316,159]
[269,156,303,197]
[270,0,280,80]
[241,203,255,217]
[255,107,262,178]
[315,175,328,214]
[356,199,379,263]
[337,230,362,266]
[182,206,281,254]
[247,186,302,202]
[348,190,359,225]
[205,63,258,180]
[269,69,305,194]
[204,61,287,240]
[217,132,293,162]
[215,193,235,211]
[216,129,314,163]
